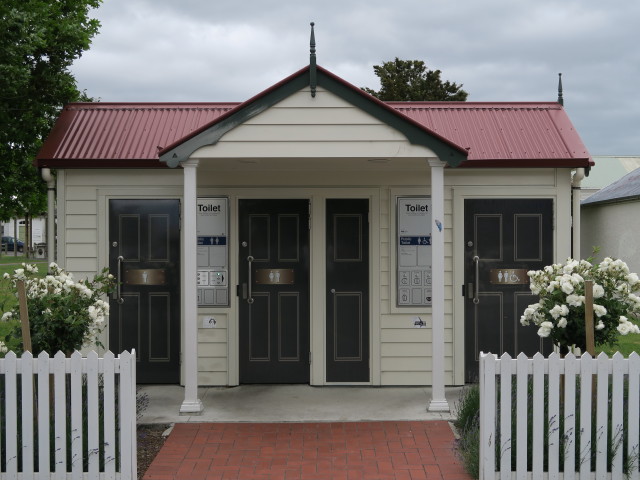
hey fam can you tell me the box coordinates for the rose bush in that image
[520,256,640,353]
[1,263,115,355]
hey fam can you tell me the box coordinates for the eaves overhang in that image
[159,65,469,168]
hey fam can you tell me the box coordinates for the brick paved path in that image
[144,421,473,480]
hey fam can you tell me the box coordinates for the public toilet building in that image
[36,61,592,413]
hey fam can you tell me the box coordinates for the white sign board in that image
[197,198,229,307]
[397,197,432,306]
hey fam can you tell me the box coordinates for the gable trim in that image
[159,66,468,168]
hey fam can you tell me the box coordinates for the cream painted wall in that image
[582,201,640,274]
[57,166,572,387]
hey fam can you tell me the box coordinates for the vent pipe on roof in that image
[310,22,317,98]
[557,73,564,106]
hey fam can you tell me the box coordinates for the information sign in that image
[397,197,432,306]
[197,198,229,307]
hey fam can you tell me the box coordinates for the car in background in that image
[1,236,24,252]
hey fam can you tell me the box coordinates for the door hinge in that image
[309,351,312,364]
[308,201,312,231]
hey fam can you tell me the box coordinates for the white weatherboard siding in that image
[55,86,574,387]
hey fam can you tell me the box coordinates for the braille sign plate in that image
[124,269,166,285]
[255,269,295,285]
[489,269,529,285]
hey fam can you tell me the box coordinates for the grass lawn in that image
[597,327,640,356]
[0,257,48,312]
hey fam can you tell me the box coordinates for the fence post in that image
[17,279,33,352]
[584,279,595,356]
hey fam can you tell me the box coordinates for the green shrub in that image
[453,384,481,479]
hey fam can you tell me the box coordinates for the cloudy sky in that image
[71,0,640,156]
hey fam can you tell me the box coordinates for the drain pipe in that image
[41,168,56,268]
[571,168,585,259]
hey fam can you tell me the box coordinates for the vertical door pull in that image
[246,256,254,304]
[116,256,125,304]
[473,255,480,304]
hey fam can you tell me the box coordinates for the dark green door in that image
[109,199,181,384]
[326,199,370,382]
[464,198,553,382]
[238,199,310,383]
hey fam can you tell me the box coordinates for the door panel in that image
[464,199,552,382]
[109,199,180,384]
[239,199,310,383]
[326,199,370,382]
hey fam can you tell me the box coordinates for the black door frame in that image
[108,198,181,384]
[461,197,554,383]
[237,198,311,384]
[325,198,370,383]
[233,195,374,385]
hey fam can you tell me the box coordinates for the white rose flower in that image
[627,272,639,286]
[557,317,568,328]
[566,294,583,307]
[571,273,584,285]
[537,321,554,338]
[561,280,574,294]
[0,341,7,353]
[1,312,13,322]
[563,260,578,274]
[592,284,605,299]
[549,304,568,320]
[617,323,630,335]
[547,281,560,293]
[595,320,605,330]
[593,304,607,318]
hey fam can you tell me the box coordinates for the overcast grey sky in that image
[70,0,640,156]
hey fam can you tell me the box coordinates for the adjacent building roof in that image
[582,166,640,206]
[36,66,592,169]
[581,156,640,191]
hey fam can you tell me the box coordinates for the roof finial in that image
[310,22,317,98]
[557,72,564,106]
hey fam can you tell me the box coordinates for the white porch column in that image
[180,159,203,414]
[427,159,449,412]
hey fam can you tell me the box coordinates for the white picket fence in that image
[479,351,640,480]
[0,350,137,480]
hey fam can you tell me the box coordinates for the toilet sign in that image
[397,197,432,306]
[197,197,229,307]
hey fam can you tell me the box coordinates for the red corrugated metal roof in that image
[37,103,238,168]
[392,102,591,167]
[36,100,591,169]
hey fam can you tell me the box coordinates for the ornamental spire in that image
[557,73,564,106]
[310,22,317,98]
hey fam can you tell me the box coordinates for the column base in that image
[427,398,450,412]
[179,399,204,415]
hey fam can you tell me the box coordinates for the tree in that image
[0,0,101,222]
[362,58,468,102]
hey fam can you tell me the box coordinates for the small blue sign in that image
[198,236,227,246]
[399,236,431,246]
